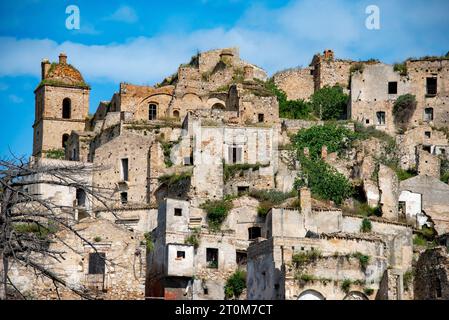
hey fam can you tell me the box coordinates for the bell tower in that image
[33,53,90,158]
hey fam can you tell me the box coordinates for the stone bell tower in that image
[33,53,90,158]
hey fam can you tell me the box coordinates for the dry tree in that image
[0,155,119,300]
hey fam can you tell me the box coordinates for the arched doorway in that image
[297,289,325,300]
[343,291,369,300]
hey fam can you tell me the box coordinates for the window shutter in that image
[228,146,233,163]
[236,147,242,163]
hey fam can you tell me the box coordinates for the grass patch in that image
[352,252,370,271]
[158,171,192,188]
[341,279,352,293]
[249,189,297,217]
[144,232,154,252]
[292,249,322,267]
[45,149,65,160]
[364,288,374,296]
[13,222,58,239]
[223,162,269,182]
[360,218,372,233]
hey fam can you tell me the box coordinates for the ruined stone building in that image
[7,48,449,300]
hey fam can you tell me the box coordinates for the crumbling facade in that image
[7,48,449,300]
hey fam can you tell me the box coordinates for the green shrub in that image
[93,236,102,243]
[360,218,372,233]
[293,123,358,159]
[393,94,417,129]
[295,273,316,282]
[46,149,65,159]
[249,189,296,217]
[346,202,381,217]
[292,249,322,267]
[352,252,370,271]
[310,85,349,120]
[280,99,314,120]
[403,269,414,291]
[201,199,233,230]
[264,80,315,119]
[224,270,246,299]
[223,162,269,182]
[393,63,408,76]
[364,288,374,296]
[341,279,352,293]
[350,62,364,74]
[440,158,449,183]
[144,232,154,252]
[13,222,57,239]
[185,228,201,249]
[294,157,353,205]
[158,171,192,188]
[354,123,396,151]
[396,168,418,181]
[413,234,427,246]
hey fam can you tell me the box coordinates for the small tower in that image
[33,53,90,158]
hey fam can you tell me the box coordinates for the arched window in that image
[62,134,69,148]
[76,188,86,207]
[173,110,180,118]
[62,98,71,119]
[211,103,225,110]
[149,103,157,120]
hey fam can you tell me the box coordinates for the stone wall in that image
[8,219,146,300]
[414,247,449,300]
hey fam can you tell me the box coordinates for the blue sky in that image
[1,0,448,158]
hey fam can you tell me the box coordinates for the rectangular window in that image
[237,186,249,195]
[388,81,398,94]
[426,77,437,95]
[149,104,157,120]
[425,131,431,138]
[365,119,370,124]
[206,248,218,268]
[376,111,386,125]
[121,158,129,181]
[88,252,106,275]
[424,108,434,121]
[120,192,128,204]
[236,251,247,266]
[176,251,185,259]
[174,208,182,216]
[258,113,264,123]
[228,146,242,164]
[248,227,262,240]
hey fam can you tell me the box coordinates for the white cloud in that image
[104,5,138,24]
[9,94,24,104]
[0,0,447,85]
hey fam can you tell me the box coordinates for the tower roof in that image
[37,53,89,90]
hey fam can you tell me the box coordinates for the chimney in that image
[41,59,50,80]
[59,52,67,64]
[323,49,334,61]
[299,187,312,215]
[321,145,328,160]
